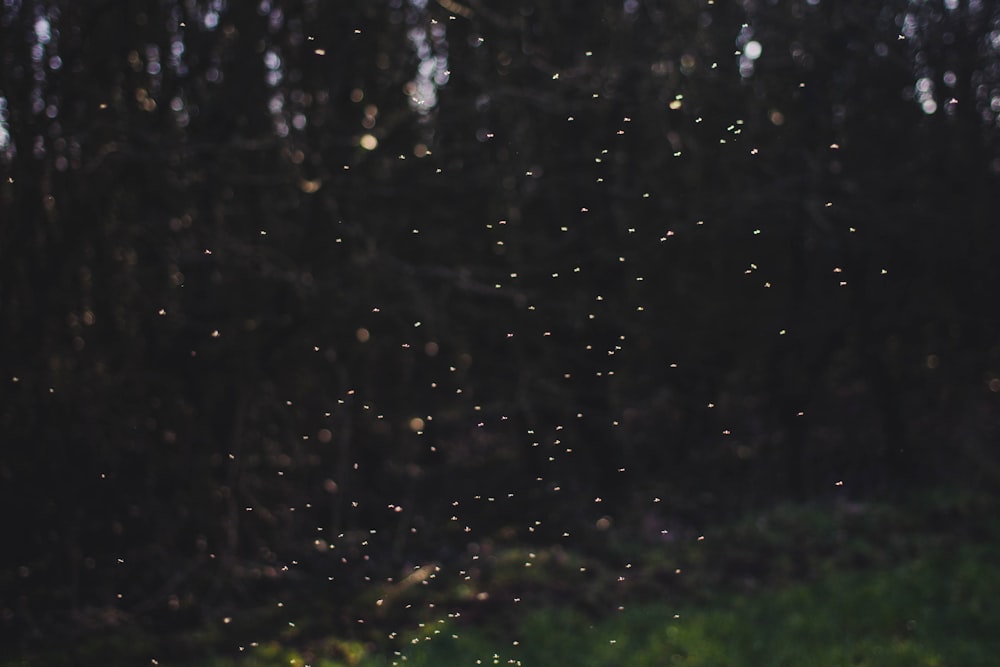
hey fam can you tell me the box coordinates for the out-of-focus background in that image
[2,1,1000,664]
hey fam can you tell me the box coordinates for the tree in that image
[2,0,999,652]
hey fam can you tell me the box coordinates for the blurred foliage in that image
[364,538,1000,667]
[5,492,998,665]
[2,0,1000,659]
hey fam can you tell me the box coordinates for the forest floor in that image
[6,488,1000,667]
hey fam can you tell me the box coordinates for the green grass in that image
[196,541,1000,666]
[361,543,1000,667]
[7,494,999,666]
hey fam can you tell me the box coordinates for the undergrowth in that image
[6,491,998,666]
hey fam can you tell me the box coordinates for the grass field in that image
[218,544,993,667]
[377,545,1000,667]
[205,494,1000,667]
[7,492,999,666]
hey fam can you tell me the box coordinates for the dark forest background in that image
[2,0,1000,658]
